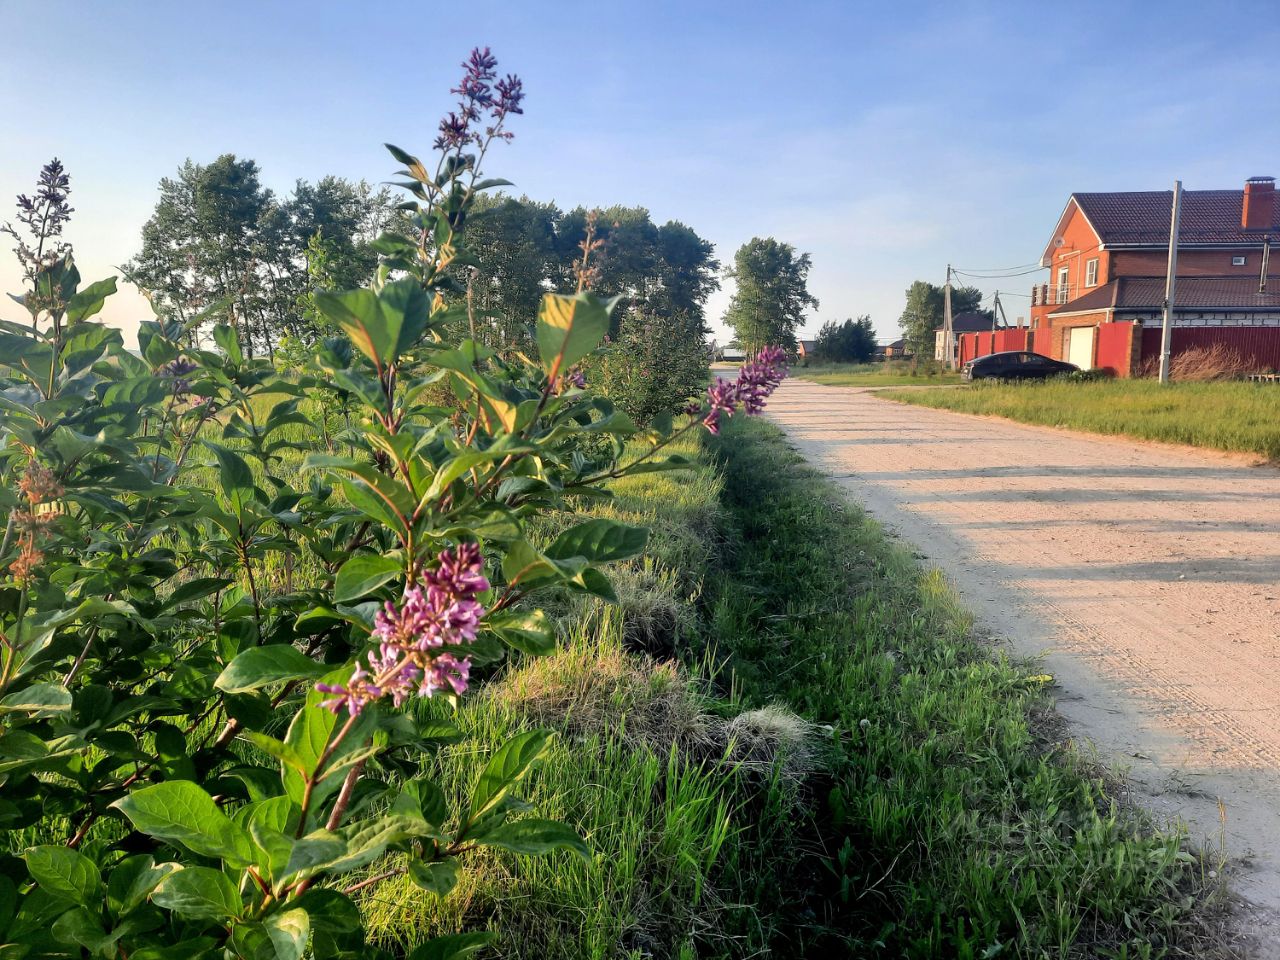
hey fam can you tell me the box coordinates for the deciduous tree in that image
[723,237,817,355]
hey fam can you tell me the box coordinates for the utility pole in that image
[1158,180,1183,384]
[1260,236,1271,294]
[943,264,955,370]
[993,291,1009,329]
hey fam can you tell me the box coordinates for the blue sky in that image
[4,0,1280,345]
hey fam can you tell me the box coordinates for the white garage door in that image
[1068,326,1095,370]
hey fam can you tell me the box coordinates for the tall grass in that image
[889,378,1280,460]
[702,416,1223,957]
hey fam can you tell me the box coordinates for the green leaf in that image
[164,576,233,609]
[535,292,614,374]
[242,731,306,772]
[314,279,428,369]
[468,730,553,823]
[406,858,459,898]
[51,905,113,951]
[112,781,254,865]
[0,683,72,716]
[203,440,255,496]
[212,323,243,365]
[64,277,118,325]
[546,518,649,564]
[477,818,590,861]
[408,932,496,960]
[23,846,102,904]
[280,831,348,882]
[485,609,555,656]
[214,646,329,694]
[265,907,311,960]
[151,866,242,920]
[334,554,402,603]
[106,855,180,916]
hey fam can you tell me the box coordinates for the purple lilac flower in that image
[161,356,198,398]
[699,346,788,434]
[701,377,739,436]
[316,545,490,716]
[434,47,524,151]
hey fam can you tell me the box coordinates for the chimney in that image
[1242,175,1276,230]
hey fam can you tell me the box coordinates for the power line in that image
[953,266,1045,280]
[952,260,1041,274]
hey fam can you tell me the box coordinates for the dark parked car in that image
[962,351,1078,381]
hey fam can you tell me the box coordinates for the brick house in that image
[935,311,996,363]
[1028,176,1280,374]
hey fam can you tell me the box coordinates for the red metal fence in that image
[1139,326,1280,373]
[957,328,1029,366]
[1095,323,1136,376]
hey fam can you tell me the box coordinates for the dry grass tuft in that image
[719,704,820,787]
[1141,343,1262,381]
[491,617,822,788]
[490,618,714,753]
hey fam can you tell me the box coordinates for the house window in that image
[1085,258,1099,287]
[1056,266,1070,303]
[1233,255,1247,266]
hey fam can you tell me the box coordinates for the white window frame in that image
[1233,255,1247,266]
[1085,258,1099,287]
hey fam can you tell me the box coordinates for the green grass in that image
[701,416,1222,957]
[888,378,1280,460]
[799,361,963,387]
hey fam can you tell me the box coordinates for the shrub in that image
[0,51,790,959]
[590,308,710,426]
[812,316,876,364]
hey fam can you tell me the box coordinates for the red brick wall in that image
[1110,249,1279,278]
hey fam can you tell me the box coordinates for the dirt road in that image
[765,377,1280,949]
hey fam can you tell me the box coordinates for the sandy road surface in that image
[765,377,1280,951]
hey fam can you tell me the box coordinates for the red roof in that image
[1051,276,1280,316]
[1074,190,1280,247]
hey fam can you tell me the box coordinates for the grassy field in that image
[798,361,963,387]
[889,378,1280,460]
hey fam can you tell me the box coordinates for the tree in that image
[126,159,399,355]
[898,281,990,357]
[723,237,818,355]
[556,206,719,339]
[813,315,877,363]
[464,195,563,352]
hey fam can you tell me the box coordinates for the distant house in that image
[1027,175,1280,374]
[935,311,996,362]
[882,338,912,359]
[796,339,816,361]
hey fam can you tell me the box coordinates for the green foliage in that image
[899,280,987,356]
[124,157,402,355]
[0,53,723,959]
[812,315,876,363]
[722,237,818,354]
[590,308,711,425]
